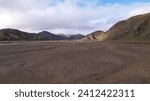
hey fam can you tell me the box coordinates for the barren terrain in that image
[0,41,150,84]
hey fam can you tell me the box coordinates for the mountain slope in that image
[0,29,84,41]
[39,32,84,40]
[105,13,150,42]
[38,31,66,40]
[0,28,46,40]
[68,34,84,40]
[81,31,107,41]
[57,34,69,39]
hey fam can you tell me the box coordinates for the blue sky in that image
[52,0,150,8]
[0,0,150,34]
[101,0,150,4]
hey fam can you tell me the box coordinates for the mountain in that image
[68,34,85,40]
[82,13,150,42]
[0,29,84,41]
[38,31,84,40]
[58,34,69,39]
[0,28,46,40]
[58,34,84,40]
[105,13,150,42]
[81,30,107,41]
[38,31,66,40]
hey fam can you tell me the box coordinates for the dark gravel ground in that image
[0,41,150,84]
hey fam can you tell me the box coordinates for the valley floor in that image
[0,41,150,84]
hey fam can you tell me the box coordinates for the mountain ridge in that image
[0,28,47,40]
[105,13,150,41]
[38,31,66,40]
[0,28,84,41]
[82,12,150,42]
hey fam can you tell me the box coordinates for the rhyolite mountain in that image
[58,34,69,39]
[38,31,66,40]
[105,13,150,41]
[68,34,85,40]
[0,28,47,40]
[39,31,84,40]
[81,30,107,41]
[58,34,85,40]
[0,29,84,41]
[82,13,150,42]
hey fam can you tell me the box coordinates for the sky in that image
[0,0,150,35]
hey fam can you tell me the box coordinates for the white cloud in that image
[0,0,150,34]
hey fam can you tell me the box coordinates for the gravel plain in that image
[0,41,150,84]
